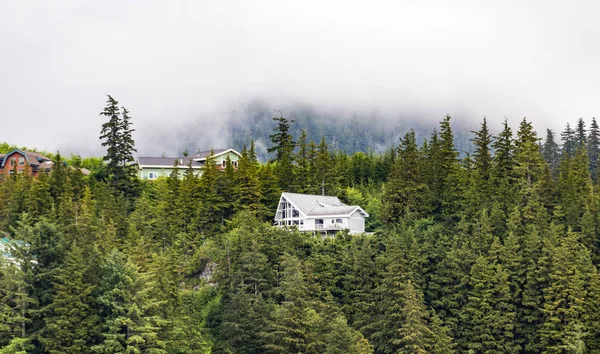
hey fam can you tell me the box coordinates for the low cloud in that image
[1,1,598,155]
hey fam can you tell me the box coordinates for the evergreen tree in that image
[539,230,588,353]
[470,117,493,209]
[234,146,262,212]
[542,129,561,176]
[0,256,35,349]
[561,123,577,157]
[492,119,516,213]
[293,129,312,193]
[396,280,433,354]
[92,250,167,354]
[99,95,139,198]
[268,114,295,191]
[461,246,518,353]
[42,242,97,354]
[381,130,426,224]
[261,254,321,353]
[575,117,587,148]
[587,117,600,181]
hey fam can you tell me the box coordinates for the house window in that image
[18,157,25,166]
[336,219,342,223]
[148,172,159,180]
[222,160,226,167]
[10,158,16,166]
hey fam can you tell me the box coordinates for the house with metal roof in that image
[274,192,369,235]
[136,148,241,180]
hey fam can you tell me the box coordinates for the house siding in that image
[138,167,203,180]
[348,211,365,233]
[138,150,240,180]
[0,151,34,178]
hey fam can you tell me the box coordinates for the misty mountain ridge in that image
[138,100,482,161]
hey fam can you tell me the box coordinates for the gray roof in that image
[137,149,240,167]
[192,149,230,160]
[137,156,203,168]
[281,192,369,218]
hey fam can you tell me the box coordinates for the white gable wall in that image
[348,210,366,233]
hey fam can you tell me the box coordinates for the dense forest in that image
[2,97,600,353]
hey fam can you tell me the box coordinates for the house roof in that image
[137,156,204,168]
[0,149,52,168]
[137,148,241,168]
[192,148,241,161]
[280,192,369,218]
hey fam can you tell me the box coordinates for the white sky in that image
[1,0,599,155]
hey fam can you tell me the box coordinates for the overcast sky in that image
[1,0,599,155]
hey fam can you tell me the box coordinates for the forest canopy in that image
[1,100,600,353]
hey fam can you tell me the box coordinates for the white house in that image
[274,192,369,235]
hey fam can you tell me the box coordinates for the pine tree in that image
[99,95,139,198]
[561,123,577,157]
[268,114,295,191]
[471,117,493,209]
[396,280,432,354]
[258,163,281,219]
[314,136,335,196]
[0,256,35,349]
[542,129,561,176]
[575,117,587,149]
[558,148,592,230]
[234,146,262,212]
[514,117,544,190]
[438,115,462,222]
[492,119,516,213]
[261,254,322,353]
[293,129,311,193]
[26,170,53,221]
[539,230,588,353]
[42,242,97,354]
[169,287,216,354]
[587,117,600,181]
[49,151,68,204]
[197,151,226,236]
[461,245,518,353]
[381,130,426,224]
[92,250,167,354]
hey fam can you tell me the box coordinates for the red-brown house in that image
[0,149,53,178]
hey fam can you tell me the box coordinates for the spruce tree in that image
[492,119,516,213]
[542,129,561,176]
[261,254,321,353]
[0,256,35,349]
[575,117,587,148]
[268,114,295,191]
[396,280,433,354]
[42,242,97,354]
[587,117,600,181]
[381,130,426,224]
[470,117,493,209]
[92,250,167,354]
[99,95,139,198]
[461,247,518,353]
[561,123,577,157]
[539,230,588,353]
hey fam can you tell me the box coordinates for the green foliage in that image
[2,115,600,353]
[99,95,140,199]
